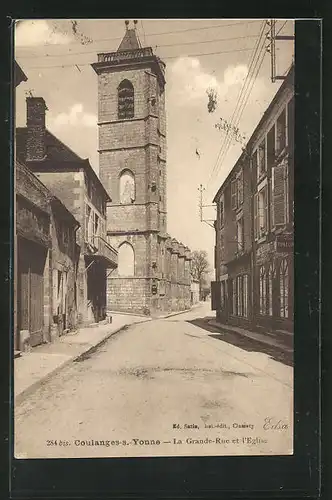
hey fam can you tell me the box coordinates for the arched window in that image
[259,266,267,315]
[118,79,134,119]
[119,170,135,204]
[267,262,275,316]
[118,242,135,277]
[279,259,289,318]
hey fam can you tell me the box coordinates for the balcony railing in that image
[97,47,154,64]
[85,235,118,268]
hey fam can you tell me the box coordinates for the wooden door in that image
[29,251,44,347]
[17,239,45,348]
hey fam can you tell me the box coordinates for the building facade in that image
[212,65,294,334]
[92,24,191,316]
[16,97,118,326]
[16,159,80,350]
[190,280,200,305]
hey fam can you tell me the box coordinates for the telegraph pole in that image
[267,19,295,83]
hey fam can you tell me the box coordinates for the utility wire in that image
[17,46,255,71]
[214,41,267,177]
[207,20,290,188]
[206,20,268,188]
[16,34,260,59]
[209,41,268,186]
[16,20,261,50]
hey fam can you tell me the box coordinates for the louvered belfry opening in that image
[118,79,134,120]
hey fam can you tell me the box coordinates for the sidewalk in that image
[157,301,203,319]
[14,314,151,405]
[207,319,293,353]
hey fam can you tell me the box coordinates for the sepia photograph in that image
[13,18,294,459]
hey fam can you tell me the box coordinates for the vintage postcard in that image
[13,19,294,459]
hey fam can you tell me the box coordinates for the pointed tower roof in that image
[117,21,140,52]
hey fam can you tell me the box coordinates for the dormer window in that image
[118,79,134,119]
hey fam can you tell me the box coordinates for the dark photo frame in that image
[0,13,323,500]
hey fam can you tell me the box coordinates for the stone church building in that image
[92,22,192,316]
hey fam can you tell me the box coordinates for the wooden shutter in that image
[272,163,286,226]
[231,179,237,210]
[264,186,268,232]
[254,193,258,239]
[238,171,244,205]
[252,150,258,180]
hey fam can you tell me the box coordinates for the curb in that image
[207,320,293,354]
[14,318,152,406]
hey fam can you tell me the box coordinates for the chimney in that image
[26,97,47,161]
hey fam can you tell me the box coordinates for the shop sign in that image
[275,234,293,253]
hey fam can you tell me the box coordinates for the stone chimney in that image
[26,97,47,161]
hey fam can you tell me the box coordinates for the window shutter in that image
[231,180,237,210]
[238,171,244,205]
[254,193,258,239]
[272,163,286,226]
[264,186,268,232]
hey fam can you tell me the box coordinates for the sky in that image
[15,19,294,272]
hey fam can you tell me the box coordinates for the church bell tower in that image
[92,20,168,315]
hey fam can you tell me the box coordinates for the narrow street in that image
[15,302,293,458]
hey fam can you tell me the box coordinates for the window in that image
[62,224,69,245]
[236,216,244,252]
[231,169,243,211]
[237,276,243,316]
[219,200,224,227]
[254,184,268,239]
[279,259,289,318]
[267,125,276,170]
[272,161,288,227]
[233,275,249,317]
[118,242,135,276]
[243,274,248,318]
[220,234,225,262]
[267,262,275,316]
[237,170,244,205]
[118,80,134,119]
[259,266,267,315]
[85,204,93,244]
[119,170,135,204]
[231,180,237,210]
[276,108,287,155]
[94,213,99,245]
[257,139,266,179]
[231,279,236,315]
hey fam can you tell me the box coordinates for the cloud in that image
[15,20,71,47]
[169,57,250,105]
[50,103,97,128]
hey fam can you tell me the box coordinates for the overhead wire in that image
[16,34,260,60]
[17,46,256,71]
[207,19,292,189]
[15,20,262,50]
[206,20,268,188]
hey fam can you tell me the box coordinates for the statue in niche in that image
[120,170,135,204]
